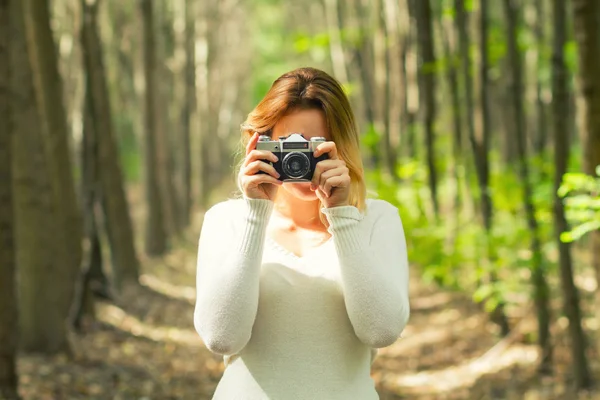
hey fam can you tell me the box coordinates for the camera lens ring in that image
[282,152,310,179]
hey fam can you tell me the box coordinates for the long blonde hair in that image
[237,67,366,213]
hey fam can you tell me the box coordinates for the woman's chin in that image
[281,182,318,201]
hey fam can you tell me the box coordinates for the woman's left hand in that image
[311,141,351,208]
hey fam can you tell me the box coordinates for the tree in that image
[15,0,74,354]
[439,9,463,214]
[80,0,140,289]
[180,0,195,228]
[556,0,593,389]
[72,81,101,331]
[141,0,168,256]
[571,0,600,307]
[533,0,547,155]
[503,0,552,370]
[0,0,19,396]
[414,0,439,217]
[22,0,82,343]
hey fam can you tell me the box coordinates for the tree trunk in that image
[79,84,107,302]
[80,85,108,301]
[571,0,600,307]
[195,3,211,208]
[81,0,140,290]
[414,0,438,217]
[440,15,463,216]
[0,0,19,396]
[72,79,100,332]
[352,0,378,167]
[180,0,195,228]
[141,0,168,255]
[533,0,547,155]
[552,0,592,390]
[372,0,394,177]
[156,2,181,237]
[17,0,77,354]
[324,0,349,86]
[404,0,418,161]
[455,0,477,200]
[503,0,552,369]
[381,0,401,178]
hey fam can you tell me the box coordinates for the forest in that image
[0,0,599,399]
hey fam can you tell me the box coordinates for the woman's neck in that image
[273,189,323,230]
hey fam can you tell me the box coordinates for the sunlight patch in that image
[385,344,538,394]
[140,274,196,303]
[98,303,201,347]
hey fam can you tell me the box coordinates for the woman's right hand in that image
[239,132,282,201]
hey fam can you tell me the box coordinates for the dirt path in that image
[17,218,599,399]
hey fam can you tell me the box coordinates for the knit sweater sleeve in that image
[193,198,273,355]
[321,200,410,348]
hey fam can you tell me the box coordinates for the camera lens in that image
[282,152,310,179]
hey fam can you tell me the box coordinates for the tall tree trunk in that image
[503,0,552,368]
[404,0,418,161]
[533,0,547,155]
[455,0,477,196]
[440,15,463,215]
[81,0,140,290]
[80,84,108,302]
[571,0,600,307]
[385,0,406,177]
[141,0,168,255]
[156,1,181,237]
[373,0,393,177]
[552,0,592,390]
[0,0,19,396]
[478,0,493,237]
[72,82,99,331]
[20,0,81,354]
[196,4,211,208]
[324,0,349,86]
[352,0,378,167]
[414,0,439,217]
[479,0,511,337]
[180,0,195,228]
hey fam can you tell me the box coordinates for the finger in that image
[314,141,338,159]
[243,160,280,179]
[245,132,260,156]
[244,150,279,166]
[319,166,349,190]
[243,174,282,188]
[316,187,327,201]
[311,160,345,188]
[323,175,350,197]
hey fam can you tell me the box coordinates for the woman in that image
[194,67,410,399]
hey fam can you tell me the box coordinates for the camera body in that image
[256,133,328,182]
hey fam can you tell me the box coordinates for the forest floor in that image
[15,198,600,400]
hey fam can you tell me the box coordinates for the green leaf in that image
[560,231,574,243]
[473,284,494,303]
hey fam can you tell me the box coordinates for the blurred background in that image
[1,0,600,399]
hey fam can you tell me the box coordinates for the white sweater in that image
[194,198,410,399]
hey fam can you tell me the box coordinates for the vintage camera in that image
[256,133,328,181]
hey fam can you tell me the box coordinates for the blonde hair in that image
[237,67,366,213]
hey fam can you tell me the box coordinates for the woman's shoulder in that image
[365,198,400,219]
[204,198,247,220]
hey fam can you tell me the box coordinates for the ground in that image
[15,207,600,400]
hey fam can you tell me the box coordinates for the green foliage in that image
[488,24,507,74]
[564,40,579,74]
[114,113,140,182]
[558,165,600,242]
[293,32,330,54]
[366,145,564,314]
